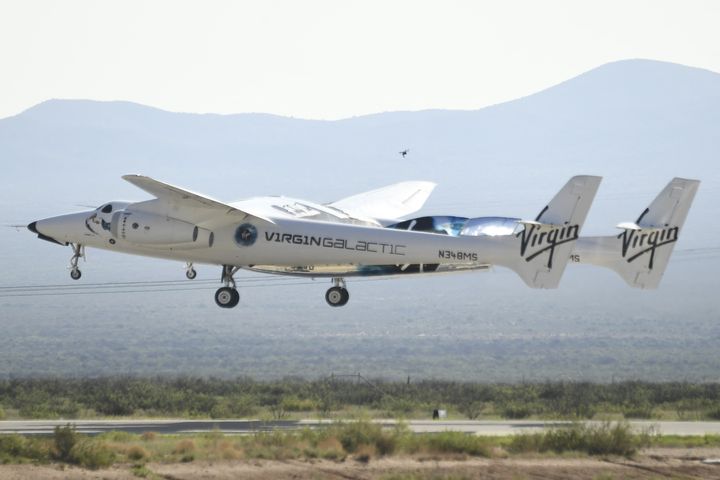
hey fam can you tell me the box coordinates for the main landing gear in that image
[211,269,350,308]
[325,277,350,307]
[69,244,85,280]
[215,265,240,308]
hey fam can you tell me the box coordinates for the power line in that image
[0,277,391,299]
[0,275,296,291]
[0,246,716,298]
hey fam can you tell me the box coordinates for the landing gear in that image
[325,277,349,307]
[185,262,197,280]
[215,265,240,308]
[215,286,240,308]
[69,244,85,281]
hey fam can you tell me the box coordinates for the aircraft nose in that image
[28,212,91,246]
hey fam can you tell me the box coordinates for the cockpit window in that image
[101,204,113,214]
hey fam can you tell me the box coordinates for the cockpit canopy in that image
[95,202,130,215]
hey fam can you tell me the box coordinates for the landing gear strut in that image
[69,244,84,280]
[185,262,197,280]
[215,265,240,308]
[325,277,349,307]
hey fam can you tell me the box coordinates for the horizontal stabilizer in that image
[616,222,643,231]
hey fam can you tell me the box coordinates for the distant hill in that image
[2,59,718,215]
[2,59,719,380]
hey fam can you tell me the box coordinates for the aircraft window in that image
[461,217,520,237]
[101,204,113,214]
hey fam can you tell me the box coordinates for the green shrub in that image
[0,435,51,464]
[506,432,544,453]
[458,401,484,420]
[509,422,648,457]
[0,405,5,420]
[335,421,397,456]
[706,406,720,420]
[424,432,491,457]
[22,437,52,463]
[281,395,316,412]
[375,431,397,456]
[131,464,154,478]
[623,403,654,419]
[99,431,137,442]
[127,445,149,461]
[383,398,417,416]
[53,424,78,461]
[542,424,588,452]
[69,440,115,469]
[337,421,383,453]
[0,435,26,458]
[502,402,532,419]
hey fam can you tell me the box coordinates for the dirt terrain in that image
[2,448,719,480]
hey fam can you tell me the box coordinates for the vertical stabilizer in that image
[574,177,700,289]
[503,175,602,288]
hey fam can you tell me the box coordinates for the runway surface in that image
[2,419,720,436]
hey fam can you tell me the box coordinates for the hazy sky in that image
[1,0,719,120]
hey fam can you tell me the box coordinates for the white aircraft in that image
[27,175,699,308]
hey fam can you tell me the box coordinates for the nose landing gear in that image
[325,277,349,307]
[185,262,197,280]
[215,265,240,308]
[69,244,85,280]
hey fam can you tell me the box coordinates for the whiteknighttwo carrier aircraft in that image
[27,175,699,308]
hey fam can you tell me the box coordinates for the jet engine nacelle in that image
[111,210,213,247]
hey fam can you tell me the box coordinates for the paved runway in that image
[2,419,720,436]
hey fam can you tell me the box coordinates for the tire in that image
[229,288,240,307]
[215,287,239,308]
[70,269,82,280]
[186,268,197,280]
[339,287,350,306]
[326,286,348,307]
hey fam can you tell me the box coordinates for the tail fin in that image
[503,175,602,288]
[574,177,700,289]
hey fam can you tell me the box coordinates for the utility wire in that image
[0,277,391,298]
[0,247,716,298]
[0,276,297,291]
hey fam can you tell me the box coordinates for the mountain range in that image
[1,59,718,380]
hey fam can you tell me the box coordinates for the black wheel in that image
[70,268,82,280]
[326,286,349,307]
[186,268,197,280]
[215,287,239,308]
[340,287,350,306]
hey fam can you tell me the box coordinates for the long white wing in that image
[122,175,275,225]
[327,181,436,223]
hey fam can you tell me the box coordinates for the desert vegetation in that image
[0,377,719,421]
[0,420,686,469]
